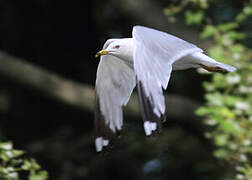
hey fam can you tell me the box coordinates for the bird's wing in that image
[132,26,202,135]
[95,54,136,152]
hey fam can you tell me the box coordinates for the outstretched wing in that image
[133,26,202,135]
[95,53,136,152]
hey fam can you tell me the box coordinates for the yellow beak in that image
[95,49,109,58]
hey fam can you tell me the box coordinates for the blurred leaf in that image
[220,107,235,119]
[205,92,222,106]
[166,1,252,178]
[197,0,208,9]
[195,107,210,116]
[0,142,12,150]
[218,22,238,32]
[11,150,24,158]
[29,170,48,180]
[213,74,227,88]
[214,134,228,146]
[219,120,240,133]
[201,25,217,38]
[208,46,227,62]
[227,31,245,40]
[0,142,48,180]
[163,6,181,16]
[228,44,245,54]
[222,95,240,107]
[213,149,228,158]
[185,10,204,25]
[243,6,252,15]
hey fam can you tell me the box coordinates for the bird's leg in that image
[199,64,228,73]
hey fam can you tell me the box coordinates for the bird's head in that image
[95,38,133,61]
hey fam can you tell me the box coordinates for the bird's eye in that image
[114,45,120,49]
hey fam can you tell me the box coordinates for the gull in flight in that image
[94,25,236,152]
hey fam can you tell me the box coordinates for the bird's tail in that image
[192,52,237,73]
[199,63,236,73]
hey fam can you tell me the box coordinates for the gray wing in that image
[95,53,136,152]
[133,26,202,135]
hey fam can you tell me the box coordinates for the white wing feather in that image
[132,26,202,135]
[95,51,136,151]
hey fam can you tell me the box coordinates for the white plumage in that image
[94,25,236,152]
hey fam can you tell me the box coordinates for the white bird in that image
[94,25,236,152]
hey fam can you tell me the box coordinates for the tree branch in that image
[0,51,200,120]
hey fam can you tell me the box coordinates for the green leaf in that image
[220,107,235,119]
[0,151,10,162]
[0,142,13,150]
[218,23,238,33]
[29,170,48,180]
[205,92,223,106]
[217,35,233,46]
[0,142,48,179]
[214,134,229,146]
[203,82,216,92]
[208,46,230,64]
[213,74,227,89]
[243,6,252,15]
[11,150,24,158]
[197,0,208,9]
[195,107,210,116]
[185,10,204,25]
[228,44,245,54]
[219,120,240,133]
[201,25,217,38]
[227,31,245,40]
[22,159,34,170]
[236,13,246,22]
[222,95,240,107]
[213,149,228,158]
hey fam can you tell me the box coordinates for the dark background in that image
[0,0,239,179]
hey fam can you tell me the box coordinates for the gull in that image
[94,25,236,152]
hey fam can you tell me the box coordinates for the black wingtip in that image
[137,81,166,135]
[94,94,113,151]
[94,93,122,152]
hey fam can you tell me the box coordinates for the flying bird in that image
[94,25,236,152]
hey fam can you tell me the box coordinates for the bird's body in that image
[94,26,236,152]
[100,37,234,71]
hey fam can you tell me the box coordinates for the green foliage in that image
[185,10,204,25]
[0,142,48,180]
[165,1,252,179]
